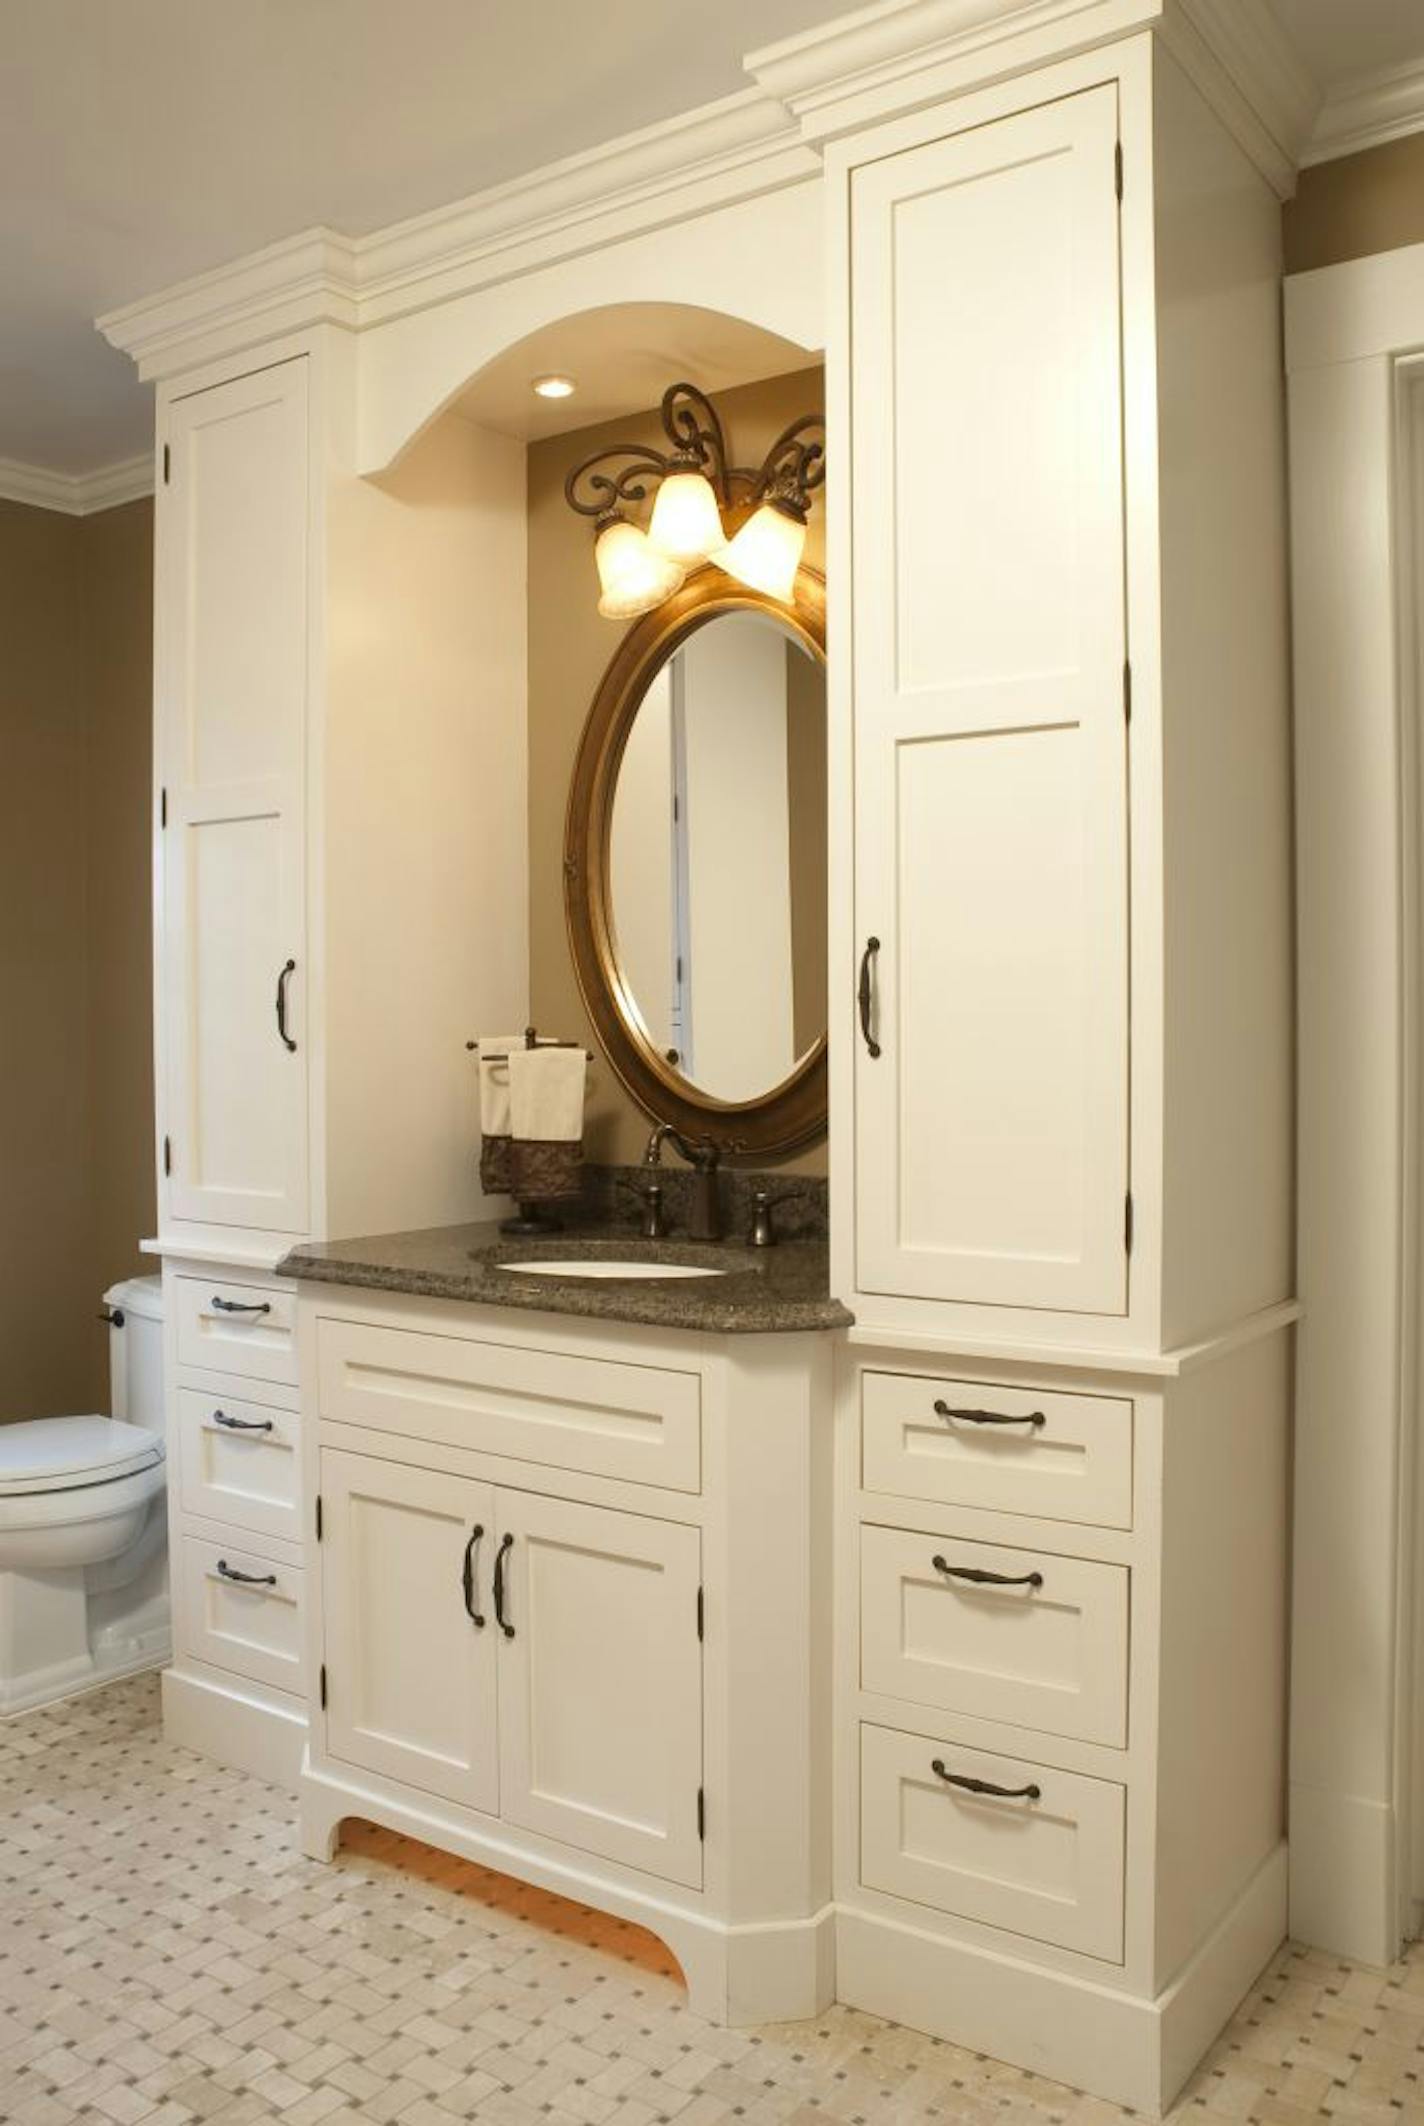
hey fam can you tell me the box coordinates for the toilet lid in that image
[0,1416,164,1496]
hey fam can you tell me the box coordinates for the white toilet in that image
[0,1276,169,1715]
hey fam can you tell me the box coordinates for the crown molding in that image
[97,90,816,382]
[0,454,153,516]
[1160,0,1320,198]
[747,0,1159,132]
[745,0,1318,196]
[1303,53,1424,169]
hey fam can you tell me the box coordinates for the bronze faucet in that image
[643,1123,723,1241]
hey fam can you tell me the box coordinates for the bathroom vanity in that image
[111,0,1306,2108]
[279,1227,845,2025]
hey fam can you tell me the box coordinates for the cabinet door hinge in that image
[162,443,171,485]
[319,1664,327,1710]
[315,1494,323,1542]
[160,786,167,828]
[1123,661,1132,727]
[1114,140,1124,201]
[162,1135,172,1178]
[696,1585,704,1641]
[1125,1192,1134,1254]
[697,1786,705,1841]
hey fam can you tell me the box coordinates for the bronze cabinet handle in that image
[857,937,882,1058]
[934,1400,1045,1430]
[931,1759,1041,1802]
[493,1532,515,1638]
[932,1554,1043,1589]
[276,959,297,1051]
[212,1410,273,1434]
[216,1560,277,1588]
[462,1525,486,1628]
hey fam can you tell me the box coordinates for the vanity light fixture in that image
[565,381,825,619]
[533,373,577,399]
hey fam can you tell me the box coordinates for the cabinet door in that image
[851,85,1129,1314]
[495,1492,703,1887]
[158,358,309,1233]
[320,1450,498,1813]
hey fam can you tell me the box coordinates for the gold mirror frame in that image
[564,564,828,1157]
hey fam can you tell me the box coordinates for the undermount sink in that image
[496,1258,726,1282]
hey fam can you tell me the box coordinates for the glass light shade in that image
[715,500,807,602]
[648,468,724,564]
[594,517,685,619]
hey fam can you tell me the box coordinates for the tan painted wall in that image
[526,365,828,1172]
[1284,132,1424,276]
[0,497,154,1423]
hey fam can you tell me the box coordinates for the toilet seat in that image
[0,1417,164,1498]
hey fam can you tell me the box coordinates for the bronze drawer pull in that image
[933,1399,1045,1429]
[931,1759,1041,1802]
[932,1555,1043,1589]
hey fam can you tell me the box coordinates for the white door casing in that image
[851,84,1129,1315]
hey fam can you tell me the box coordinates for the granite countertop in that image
[275,1221,852,1335]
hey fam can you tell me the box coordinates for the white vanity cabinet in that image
[295,1282,834,2028]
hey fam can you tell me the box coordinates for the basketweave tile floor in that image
[2,1679,1422,2126]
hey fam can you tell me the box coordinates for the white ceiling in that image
[3,0,1423,480]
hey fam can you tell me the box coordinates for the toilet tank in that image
[103,1276,166,1438]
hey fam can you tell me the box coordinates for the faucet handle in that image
[747,1186,806,1248]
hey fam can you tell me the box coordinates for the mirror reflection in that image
[608,611,827,1105]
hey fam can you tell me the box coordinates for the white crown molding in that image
[1160,0,1320,199]
[97,89,816,382]
[745,0,1318,196]
[0,454,153,516]
[1303,53,1424,169]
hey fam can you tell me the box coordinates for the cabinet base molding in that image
[834,1843,1287,2116]
[299,1764,836,2028]
[162,1666,307,1791]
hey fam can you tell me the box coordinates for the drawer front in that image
[861,1524,1128,1745]
[860,1721,1125,1962]
[175,1275,299,1387]
[317,1319,701,1492]
[862,1371,1133,1529]
[178,1536,305,1695]
[177,1383,301,1544]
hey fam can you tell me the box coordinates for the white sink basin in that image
[497,1259,726,1282]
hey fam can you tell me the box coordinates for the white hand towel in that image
[477,1036,523,1195]
[508,1046,586,1201]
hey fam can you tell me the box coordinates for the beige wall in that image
[0,497,154,1423]
[527,365,828,1172]
[1284,132,1424,275]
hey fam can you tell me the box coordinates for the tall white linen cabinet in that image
[103,1,1299,2113]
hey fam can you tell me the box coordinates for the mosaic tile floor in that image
[2,1677,1422,2126]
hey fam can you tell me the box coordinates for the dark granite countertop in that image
[275,1221,852,1335]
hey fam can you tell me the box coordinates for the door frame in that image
[1285,240,1424,1964]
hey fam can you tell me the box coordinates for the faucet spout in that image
[640,1122,723,1240]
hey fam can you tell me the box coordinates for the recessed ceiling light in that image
[532,374,576,400]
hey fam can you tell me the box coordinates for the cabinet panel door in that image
[159,359,309,1233]
[320,1450,497,1813]
[851,86,1128,1314]
[496,1492,703,1888]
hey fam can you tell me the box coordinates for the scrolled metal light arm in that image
[563,380,825,525]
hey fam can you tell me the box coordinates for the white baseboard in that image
[836,1844,1287,2116]
[162,1665,307,1790]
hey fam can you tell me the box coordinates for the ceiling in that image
[3,0,1423,480]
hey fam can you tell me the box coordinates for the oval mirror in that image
[565,566,827,1155]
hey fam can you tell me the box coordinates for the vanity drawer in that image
[861,1524,1128,1745]
[316,1319,701,1492]
[177,1383,302,1545]
[862,1371,1133,1529]
[175,1275,299,1387]
[177,1536,305,1696]
[860,1721,1125,1962]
